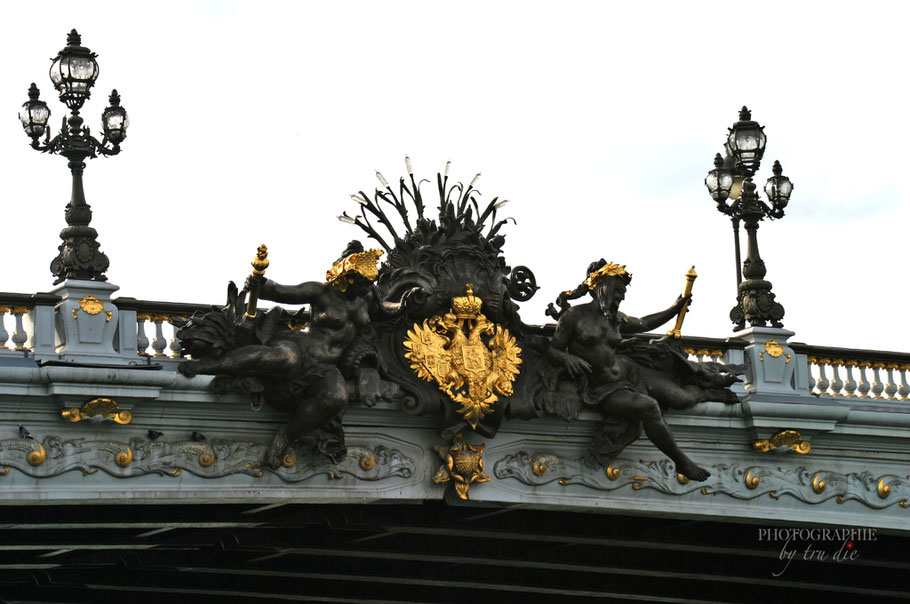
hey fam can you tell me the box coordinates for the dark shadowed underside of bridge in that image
[1,501,908,603]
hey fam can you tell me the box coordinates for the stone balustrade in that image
[113,297,211,359]
[789,343,910,400]
[5,288,910,406]
[0,291,752,371]
[0,291,209,363]
[678,333,746,365]
[0,304,29,351]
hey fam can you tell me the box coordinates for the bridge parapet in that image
[1,289,908,531]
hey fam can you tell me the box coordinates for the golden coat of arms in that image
[404,284,522,428]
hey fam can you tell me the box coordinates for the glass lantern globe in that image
[705,153,733,202]
[19,83,50,139]
[764,160,793,211]
[49,29,99,111]
[726,106,766,177]
[102,90,129,144]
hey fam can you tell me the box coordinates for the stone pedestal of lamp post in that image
[43,280,125,364]
[733,326,810,395]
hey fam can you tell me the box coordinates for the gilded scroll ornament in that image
[753,429,810,454]
[878,478,891,499]
[61,398,132,425]
[115,447,133,467]
[432,433,491,499]
[404,284,522,428]
[531,454,559,477]
[745,470,760,489]
[359,452,376,471]
[28,442,46,466]
[812,473,826,494]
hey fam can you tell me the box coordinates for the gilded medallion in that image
[404,284,522,428]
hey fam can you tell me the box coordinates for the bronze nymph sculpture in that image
[545,260,740,481]
[177,241,423,468]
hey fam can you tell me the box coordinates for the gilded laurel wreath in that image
[404,285,522,428]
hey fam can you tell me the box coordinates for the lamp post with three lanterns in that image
[18,29,129,285]
[704,107,793,331]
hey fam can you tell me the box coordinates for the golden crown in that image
[452,284,484,318]
[326,249,384,287]
[584,261,631,289]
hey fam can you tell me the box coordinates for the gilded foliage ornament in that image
[432,433,491,499]
[404,284,521,428]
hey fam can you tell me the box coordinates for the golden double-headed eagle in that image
[404,284,522,428]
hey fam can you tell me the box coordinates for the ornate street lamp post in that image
[19,29,129,284]
[705,107,792,331]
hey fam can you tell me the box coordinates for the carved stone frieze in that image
[0,437,415,484]
[494,452,910,510]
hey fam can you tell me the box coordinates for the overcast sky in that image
[2,1,908,352]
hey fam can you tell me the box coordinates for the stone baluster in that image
[0,306,8,350]
[857,362,871,398]
[10,307,29,351]
[810,358,829,394]
[136,313,151,356]
[806,357,817,391]
[843,362,858,397]
[871,363,885,399]
[150,314,169,357]
[898,365,910,400]
[829,360,844,396]
[169,317,184,358]
[884,364,899,399]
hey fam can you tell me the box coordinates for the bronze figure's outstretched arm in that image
[621,295,690,335]
[255,279,326,305]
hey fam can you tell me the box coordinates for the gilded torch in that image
[667,266,697,339]
[245,244,269,318]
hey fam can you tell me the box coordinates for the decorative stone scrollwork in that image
[0,436,415,484]
[0,438,48,466]
[493,452,910,510]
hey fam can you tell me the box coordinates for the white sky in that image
[2,1,908,352]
